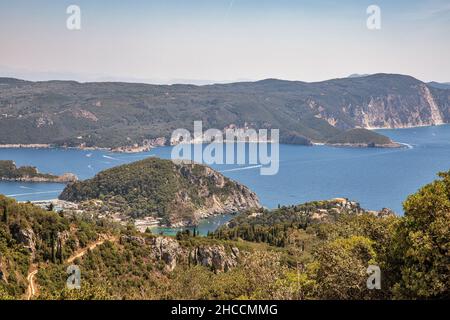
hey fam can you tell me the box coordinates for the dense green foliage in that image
[391,171,450,298]
[0,195,116,298]
[212,199,364,246]
[59,158,255,224]
[1,170,449,300]
[0,160,57,180]
[212,170,450,299]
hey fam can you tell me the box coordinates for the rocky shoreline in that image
[0,160,78,183]
[0,144,51,149]
[0,172,78,183]
[325,142,404,148]
[0,138,405,153]
[0,137,167,154]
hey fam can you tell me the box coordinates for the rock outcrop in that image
[189,245,240,272]
[374,208,396,218]
[175,163,261,224]
[147,236,181,271]
[330,82,449,130]
[120,235,240,272]
[11,225,36,258]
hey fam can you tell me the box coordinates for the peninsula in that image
[0,160,78,183]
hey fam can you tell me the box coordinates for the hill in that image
[0,74,448,149]
[212,198,394,246]
[428,81,450,90]
[325,128,399,147]
[1,170,449,299]
[59,158,261,226]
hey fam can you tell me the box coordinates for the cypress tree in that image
[2,206,7,224]
[51,232,56,263]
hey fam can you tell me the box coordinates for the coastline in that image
[1,123,446,153]
[0,175,77,183]
[0,140,405,153]
[369,123,449,130]
[0,144,52,149]
[324,142,404,149]
[0,144,152,154]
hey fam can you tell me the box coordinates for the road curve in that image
[26,268,38,300]
[25,235,117,300]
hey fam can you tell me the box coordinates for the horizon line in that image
[1,73,447,87]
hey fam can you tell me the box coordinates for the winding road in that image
[26,268,38,300]
[26,235,117,300]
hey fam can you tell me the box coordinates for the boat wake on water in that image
[102,155,122,161]
[220,165,263,173]
[397,142,414,149]
[6,190,62,197]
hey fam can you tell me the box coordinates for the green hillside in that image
[59,158,260,226]
[326,128,395,146]
[1,170,449,300]
[1,74,447,148]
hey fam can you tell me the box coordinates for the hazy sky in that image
[0,0,449,83]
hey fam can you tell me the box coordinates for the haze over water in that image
[1,125,450,215]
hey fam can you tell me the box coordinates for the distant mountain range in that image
[428,81,450,90]
[347,73,372,78]
[0,73,449,149]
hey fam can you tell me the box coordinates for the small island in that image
[325,128,402,148]
[0,160,78,183]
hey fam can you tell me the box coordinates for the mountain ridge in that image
[0,73,448,149]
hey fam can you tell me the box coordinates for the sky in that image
[0,0,449,84]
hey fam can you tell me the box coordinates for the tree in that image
[1,205,7,223]
[42,283,110,300]
[0,286,13,300]
[392,171,450,299]
[314,236,379,300]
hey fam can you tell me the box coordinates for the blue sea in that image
[1,125,450,234]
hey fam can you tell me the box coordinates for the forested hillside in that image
[1,170,448,300]
[1,74,448,148]
[59,158,260,226]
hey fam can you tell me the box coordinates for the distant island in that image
[0,74,448,150]
[0,160,77,183]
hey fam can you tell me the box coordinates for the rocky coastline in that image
[0,173,78,183]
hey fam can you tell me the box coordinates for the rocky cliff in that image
[310,75,450,130]
[120,234,240,272]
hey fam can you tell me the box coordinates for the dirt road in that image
[26,267,38,300]
[26,235,117,300]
